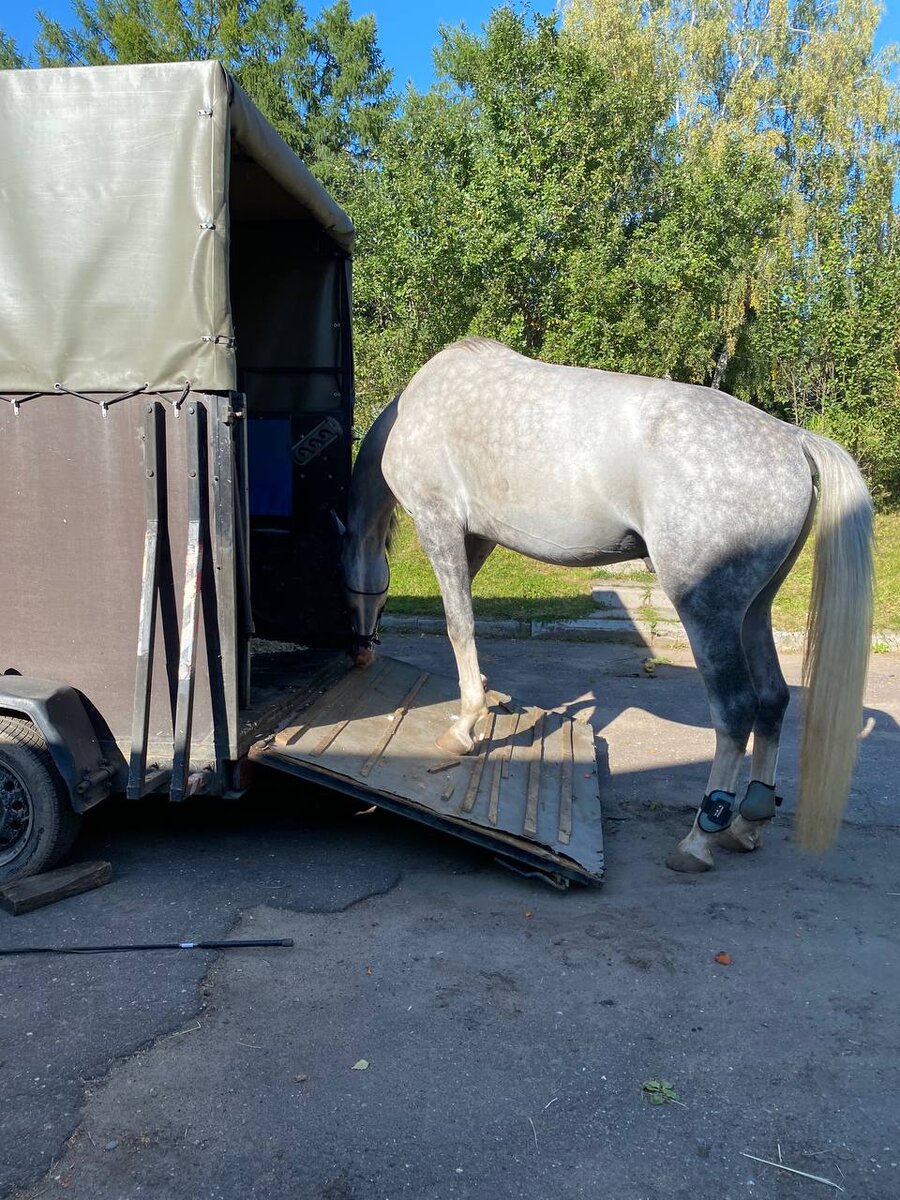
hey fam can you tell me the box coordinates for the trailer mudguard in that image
[0,676,112,811]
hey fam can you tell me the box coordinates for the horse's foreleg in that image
[416,516,487,755]
[466,535,496,692]
[666,614,759,873]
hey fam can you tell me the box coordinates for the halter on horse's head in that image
[344,580,388,665]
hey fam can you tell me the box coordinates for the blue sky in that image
[2,0,898,83]
[2,1,554,83]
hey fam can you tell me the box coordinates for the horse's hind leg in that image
[718,500,813,852]
[718,590,792,853]
[665,604,759,873]
[465,534,495,583]
[414,514,488,755]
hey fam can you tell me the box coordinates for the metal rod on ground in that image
[0,938,294,957]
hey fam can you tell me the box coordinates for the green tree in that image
[351,5,779,416]
[435,7,670,357]
[351,6,676,413]
[33,0,394,178]
[0,30,25,68]
[350,85,479,425]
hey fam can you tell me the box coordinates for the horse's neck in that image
[349,466,395,549]
[349,399,399,553]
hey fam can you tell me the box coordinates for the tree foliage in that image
[0,30,24,68]
[351,6,783,427]
[28,0,393,182]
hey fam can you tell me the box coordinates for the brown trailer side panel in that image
[0,392,241,786]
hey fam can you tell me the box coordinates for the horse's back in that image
[383,341,813,572]
[385,343,650,550]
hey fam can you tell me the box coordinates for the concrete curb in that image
[380,613,900,653]
[382,615,530,639]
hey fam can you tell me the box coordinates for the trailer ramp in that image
[250,656,604,886]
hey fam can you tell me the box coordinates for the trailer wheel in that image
[0,716,82,884]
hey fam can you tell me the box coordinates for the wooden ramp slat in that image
[275,663,368,748]
[524,714,545,836]
[304,659,397,756]
[488,711,518,825]
[500,712,520,781]
[361,672,431,777]
[558,719,574,845]
[461,712,496,813]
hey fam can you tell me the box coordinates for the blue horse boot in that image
[717,781,780,852]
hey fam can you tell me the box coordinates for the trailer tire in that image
[0,716,82,884]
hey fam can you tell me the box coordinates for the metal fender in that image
[0,676,112,811]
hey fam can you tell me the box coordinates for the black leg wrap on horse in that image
[739,780,781,822]
[697,790,735,834]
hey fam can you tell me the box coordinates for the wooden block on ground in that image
[0,861,112,916]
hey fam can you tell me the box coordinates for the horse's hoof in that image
[436,728,473,756]
[717,817,764,853]
[665,845,713,873]
[353,649,376,669]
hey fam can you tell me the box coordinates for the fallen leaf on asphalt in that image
[524,911,534,919]
[366,965,373,976]
[352,1059,369,1070]
[714,952,732,965]
[641,1080,682,1106]
[294,1073,309,1083]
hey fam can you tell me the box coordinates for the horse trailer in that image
[0,60,603,888]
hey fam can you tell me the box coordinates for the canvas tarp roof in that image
[0,60,354,394]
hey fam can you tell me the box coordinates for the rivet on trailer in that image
[0,60,604,890]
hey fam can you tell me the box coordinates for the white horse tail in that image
[796,430,874,852]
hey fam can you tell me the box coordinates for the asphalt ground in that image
[2,635,898,1200]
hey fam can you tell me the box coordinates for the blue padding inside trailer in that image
[248,418,292,517]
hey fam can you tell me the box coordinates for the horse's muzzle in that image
[350,631,380,669]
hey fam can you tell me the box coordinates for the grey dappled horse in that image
[336,338,874,873]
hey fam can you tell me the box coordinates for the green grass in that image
[768,512,900,632]
[386,510,900,632]
[387,512,595,622]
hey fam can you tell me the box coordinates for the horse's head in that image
[333,398,400,668]
[332,510,389,668]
